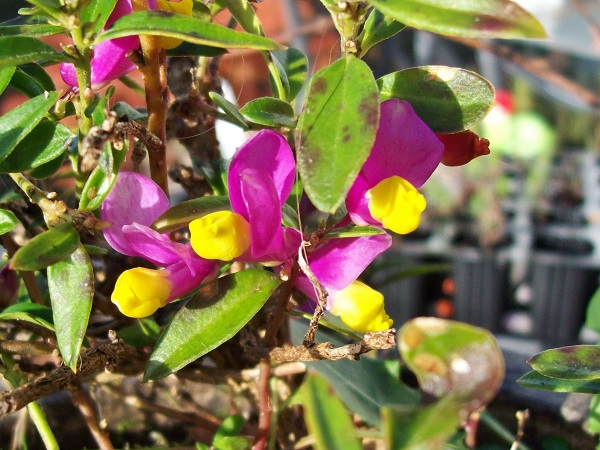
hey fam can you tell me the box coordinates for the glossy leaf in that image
[98,11,282,50]
[367,0,546,39]
[10,222,80,271]
[28,151,67,179]
[517,370,600,394]
[24,0,62,17]
[152,196,231,233]
[240,97,296,128]
[166,42,228,57]
[0,91,60,164]
[47,245,94,371]
[0,209,19,235]
[586,287,600,333]
[0,303,54,331]
[0,121,73,173]
[297,55,379,213]
[587,394,600,434]
[213,414,245,441]
[10,64,56,98]
[209,92,249,131]
[218,0,264,35]
[118,318,161,348]
[399,318,504,413]
[270,48,308,101]
[528,345,600,381]
[0,66,15,97]
[378,66,495,133]
[358,9,405,57]
[145,270,280,381]
[300,373,362,450]
[0,24,65,38]
[325,226,384,238]
[0,37,70,67]
[382,399,462,450]
[81,0,119,38]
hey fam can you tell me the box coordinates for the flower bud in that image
[437,130,490,167]
[189,211,251,261]
[366,176,426,234]
[330,281,393,333]
[112,268,172,318]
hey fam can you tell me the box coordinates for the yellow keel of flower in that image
[112,268,172,318]
[367,176,426,235]
[330,281,393,333]
[156,0,193,49]
[189,211,251,261]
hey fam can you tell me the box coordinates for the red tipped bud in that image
[437,130,490,167]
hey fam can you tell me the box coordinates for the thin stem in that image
[1,233,44,305]
[71,382,114,450]
[480,410,532,450]
[253,358,272,450]
[262,51,287,101]
[27,402,60,450]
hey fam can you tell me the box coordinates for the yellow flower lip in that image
[155,0,193,49]
[330,281,393,333]
[112,267,172,318]
[366,175,426,235]
[189,211,251,261]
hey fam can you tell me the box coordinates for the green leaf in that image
[300,373,362,450]
[399,318,504,412]
[358,9,405,58]
[587,394,600,434]
[240,97,296,128]
[111,101,148,121]
[218,0,264,35]
[10,222,80,271]
[0,66,15,97]
[270,48,308,101]
[325,226,384,238]
[0,209,19,235]
[517,370,600,394]
[81,0,119,38]
[152,196,231,233]
[586,287,600,333]
[47,245,93,371]
[297,55,379,213]
[214,414,245,441]
[28,151,67,179]
[377,66,495,133]
[0,24,66,38]
[145,270,280,381]
[0,121,73,173]
[382,399,462,450]
[10,64,56,98]
[0,303,54,331]
[528,345,600,381]
[0,37,70,67]
[213,437,252,450]
[209,92,249,131]
[118,318,161,348]
[166,41,229,57]
[367,0,546,39]
[98,11,282,50]
[24,0,63,18]
[0,91,60,164]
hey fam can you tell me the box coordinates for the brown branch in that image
[252,359,272,450]
[298,243,328,347]
[0,340,55,356]
[0,340,141,417]
[71,381,114,450]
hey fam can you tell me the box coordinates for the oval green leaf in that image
[145,269,280,381]
[152,195,231,233]
[0,24,66,38]
[240,97,296,128]
[82,0,119,38]
[528,345,600,381]
[518,370,600,394]
[10,64,56,98]
[378,66,495,133]
[297,55,379,213]
[28,150,67,179]
[0,91,60,164]
[368,0,546,39]
[10,222,80,271]
[209,92,249,131]
[98,11,282,50]
[47,244,94,371]
[270,48,308,101]
[0,303,54,331]
[0,209,19,235]
[358,9,405,58]
[0,121,73,173]
[324,226,384,239]
[300,374,362,450]
[0,66,15,97]
[0,36,70,67]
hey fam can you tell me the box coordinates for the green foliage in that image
[240,97,296,128]
[0,303,54,331]
[528,345,600,380]
[10,64,56,98]
[0,66,15,96]
[209,92,250,131]
[0,36,70,66]
[0,209,19,235]
[152,196,232,233]
[358,9,405,58]
[270,48,309,102]
[517,370,600,394]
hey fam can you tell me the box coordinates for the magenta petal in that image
[361,99,444,189]
[60,63,78,87]
[106,0,133,27]
[101,172,171,256]
[165,258,219,302]
[346,173,378,226]
[229,130,295,216]
[122,223,183,266]
[89,37,139,87]
[306,234,392,291]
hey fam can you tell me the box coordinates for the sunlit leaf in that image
[240,97,296,128]
[586,287,600,333]
[218,0,264,35]
[0,37,70,67]
[0,66,15,97]
[517,370,600,394]
[367,0,546,39]
[0,303,54,331]
[145,270,280,381]
[297,55,379,213]
[0,209,19,235]
[325,226,384,238]
[47,245,94,371]
[98,11,282,50]
[528,345,600,381]
[209,92,249,131]
[213,414,245,441]
[378,66,495,133]
[118,318,161,348]
[0,24,65,38]
[358,9,405,57]
[152,196,231,233]
[270,48,308,101]
[10,222,80,271]
[81,0,118,37]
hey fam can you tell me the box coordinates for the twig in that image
[298,242,328,347]
[510,409,530,450]
[1,233,44,305]
[0,340,55,356]
[70,381,114,450]
[0,340,141,417]
[252,359,272,450]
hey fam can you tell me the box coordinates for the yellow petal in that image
[189,211,250,261]
[112,268,172,318]
[156,0,193,49]
[367,176,426,235]
[330,281,393,333]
